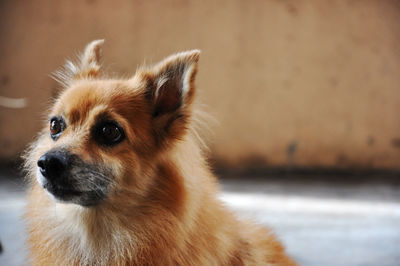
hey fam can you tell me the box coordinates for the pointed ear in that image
[139,50,200,144]
[53,40,105,87]
[143,50,200,117]
[74,39,104,79]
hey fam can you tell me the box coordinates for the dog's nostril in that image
[37,156,46,170]
[37,155,47,177]
[37,152,69,180]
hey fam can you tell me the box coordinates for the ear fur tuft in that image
[77,39,105,79]
[52,39,105,87]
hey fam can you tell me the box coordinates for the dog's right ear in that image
[53,40,104,86]
[140,50,200,117]
[136,50,200,145]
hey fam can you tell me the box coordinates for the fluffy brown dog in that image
[24,40,296,265]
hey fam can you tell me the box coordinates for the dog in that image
[24,40,296,265]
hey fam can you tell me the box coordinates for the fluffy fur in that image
[24,40,296,265]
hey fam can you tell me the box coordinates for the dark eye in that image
[93,121,125,146]
[49,117,65,140]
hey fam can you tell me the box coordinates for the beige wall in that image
[1,0,400,169]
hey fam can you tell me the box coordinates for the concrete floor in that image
[1,168,400,266]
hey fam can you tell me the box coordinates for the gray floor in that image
[1,168,400,266]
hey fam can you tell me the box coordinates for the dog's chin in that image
[45,184,105,207]
[36,170,106,207]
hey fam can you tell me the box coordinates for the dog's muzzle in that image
[36,148,111,207]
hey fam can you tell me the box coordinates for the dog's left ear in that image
[140,50,200,142]
[53,40,105,86]
[74,39,104,79]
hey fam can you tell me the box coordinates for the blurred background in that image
[0,1,399,266]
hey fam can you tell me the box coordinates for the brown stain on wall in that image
[1,0,400,169]
[392,139,400,149]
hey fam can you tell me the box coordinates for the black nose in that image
[37,150,69,181]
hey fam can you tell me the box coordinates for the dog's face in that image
[26,40,199,207]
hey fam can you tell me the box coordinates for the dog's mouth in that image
[43,182,107,207]
[44,183,83,198]
[38,173,107,207]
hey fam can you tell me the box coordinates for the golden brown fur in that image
[24,40,296,265]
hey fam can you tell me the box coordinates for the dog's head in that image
[25,40,200,207]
